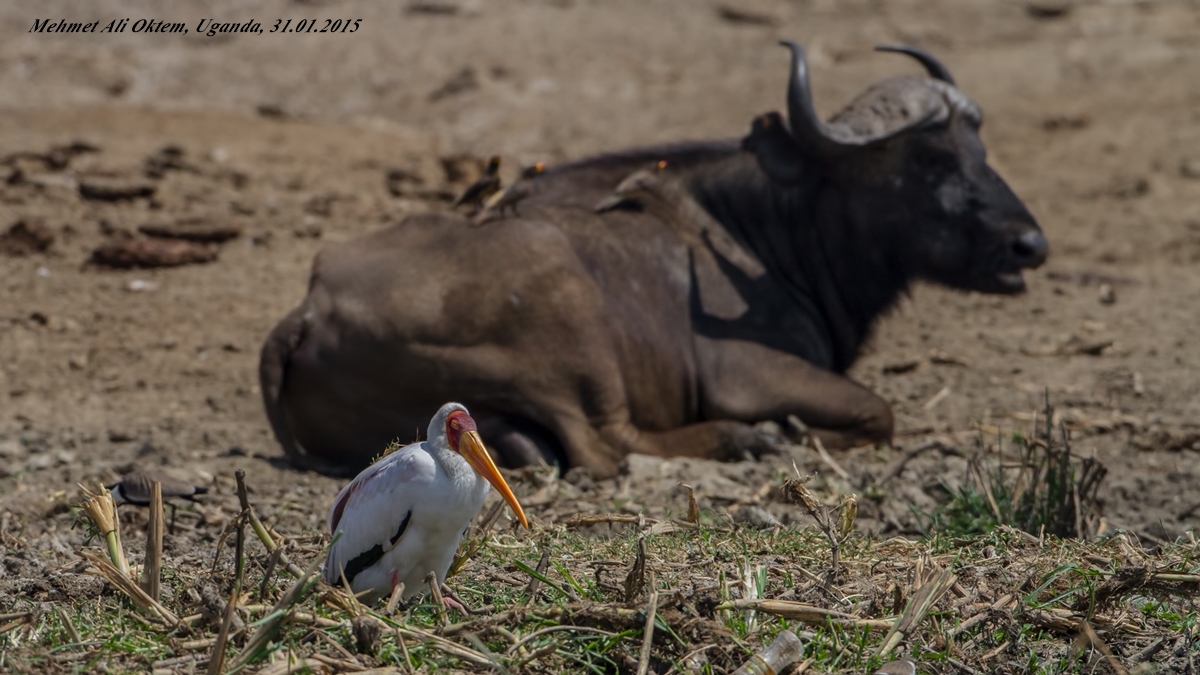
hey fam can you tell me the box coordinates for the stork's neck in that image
[427,440,490,496]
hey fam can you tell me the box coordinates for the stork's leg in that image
[440,584,471,615]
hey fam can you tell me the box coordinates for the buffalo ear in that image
[742,112,808,184]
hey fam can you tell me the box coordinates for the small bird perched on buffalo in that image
[473,161,545,225]
[594,159,763,276]
[450,155,502,213]
[593,159,670,214]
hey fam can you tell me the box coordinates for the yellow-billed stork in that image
[323,402,529,604]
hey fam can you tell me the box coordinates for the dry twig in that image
[141,480,164,602]
[637,576,659,675]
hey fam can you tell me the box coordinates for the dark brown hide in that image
[260,44,1046,477]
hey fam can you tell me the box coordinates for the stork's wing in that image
[324,444,436,586]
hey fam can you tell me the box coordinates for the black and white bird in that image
[108,471,209,533]
[108,471,209,506]
[451,155,502,212]
[323,402,529,604]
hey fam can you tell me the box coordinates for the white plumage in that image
[323,402,528,603]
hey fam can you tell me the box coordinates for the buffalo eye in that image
[913,148,956,180]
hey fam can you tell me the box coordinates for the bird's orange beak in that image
[458,430,529,528]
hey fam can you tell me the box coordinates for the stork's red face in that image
[445,410,528,528]
[445,410,477,453]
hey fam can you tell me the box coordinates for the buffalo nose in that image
[1011,230,1048,268]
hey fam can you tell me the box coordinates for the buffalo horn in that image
[876,44,981,123]
[874,45,956,85]
[780,40,924,156]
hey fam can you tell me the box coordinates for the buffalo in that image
[259,41,1047,477]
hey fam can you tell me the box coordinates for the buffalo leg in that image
[695,337,894,449]
[513,360,781,475]
[473,412,568,469]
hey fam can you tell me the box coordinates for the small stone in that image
[79,176,156,201]
[732,505,782,528]
[1025,0,1071,19]
[0,218,56,256]
[1181,158,1200,180]
[352,615,383,655]
[1098,284,1116,305]
[90,237,216,269]
[27,454,53,470]
[138,219,242,243]
[0,440,27,460]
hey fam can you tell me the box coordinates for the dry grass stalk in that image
[335,565,364,618]
[259,545,285,600]
[811,436,851,482]
[207,509,247,675]
[838,494,858,540]
[79,550,179,624]
[559,512,701,533]
[624,536,647,603]
[947,593,1015,638]
[680,483,700,524]
[714,599,892,630]
[55,605,81,643]
[876,441,946,485]
[504,625,619,657]
[971,457,1004,524]
[781,464,857,576]
[872,657,920,675]
[396,626,495,668]
[141,480,164,602]
[511,642,560,670]
[0,613,32,635]
[384,582,406,615]
[1079,621,1130,675]
[394,627,415,673]
[78,483,129,576]
[876,565,957,657]
[306,652,361,671]
[522,547,552,606]
[228,540,325,671]
[426,571,447,626]
[235,469,305,578]
[253,651,312,675]
[636,574,659,675]
[562,513,647,528]
[153,654,207,671]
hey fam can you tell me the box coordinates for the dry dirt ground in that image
[1,0,1199,617]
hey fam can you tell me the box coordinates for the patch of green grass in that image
[918,397,1107,541]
